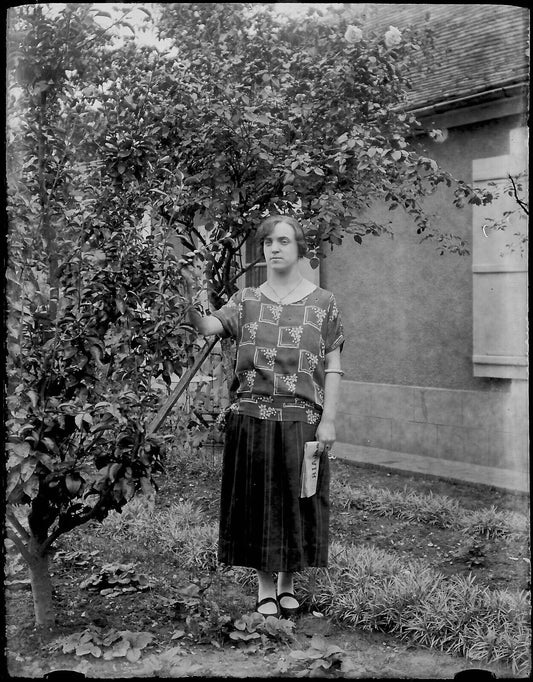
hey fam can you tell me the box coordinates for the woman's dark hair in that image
[255,215,308,258]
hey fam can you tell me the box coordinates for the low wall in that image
[336,379,529,473]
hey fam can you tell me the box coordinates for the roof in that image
[363,3,530,111]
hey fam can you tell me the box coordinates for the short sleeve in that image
[211,290,241,339]
[324,294,345,354]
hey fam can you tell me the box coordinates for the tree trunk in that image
[28,538,55,627]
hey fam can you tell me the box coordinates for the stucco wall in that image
[322,115,522,391]
[336,379,529,473]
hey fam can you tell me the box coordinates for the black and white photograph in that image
[4,2,529,678]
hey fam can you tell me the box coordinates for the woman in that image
[184,215,344,618]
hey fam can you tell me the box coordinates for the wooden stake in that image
[147,337,219,435]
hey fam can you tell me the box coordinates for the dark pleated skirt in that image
[218,413,330,572]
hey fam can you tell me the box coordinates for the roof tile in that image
[364,3,529,109]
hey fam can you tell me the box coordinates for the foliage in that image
[94,495,220,571]
[229,611,296,653]
[161,578,295,649]
[49,626,154,662]
[277,634,356,678]
[55,548,100,568]
[464,507,529,540]
[79,562,152,597]
[133,648,204,678]
[153,503,218,570]
[297,543,531,674]
[172,580,233,645]
[330,479,530,538]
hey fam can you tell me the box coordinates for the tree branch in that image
[508,174,528,215]
[227,253,264,288]
[41,488,110,553]
[6,508,30,542]
[6,528,33,565]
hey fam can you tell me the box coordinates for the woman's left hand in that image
[316,418,336,456]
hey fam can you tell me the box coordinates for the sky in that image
[89,2,345,29]
[86,2,345,52]
[274,3,343,15]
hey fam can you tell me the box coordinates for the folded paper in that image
[300,441,321,498]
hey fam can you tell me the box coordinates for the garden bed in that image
[5,451,530,678]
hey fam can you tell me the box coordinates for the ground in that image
[4,453,530,679]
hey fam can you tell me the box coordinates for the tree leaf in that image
[20,457,38,482]
[76,642,102,657]
[27,390,39,409]
[126,647,142,662]
[229,631,261,641]
[119,20,136,35]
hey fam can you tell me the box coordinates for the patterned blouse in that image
[212,286,345,424]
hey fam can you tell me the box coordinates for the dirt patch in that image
[5,455,529,678]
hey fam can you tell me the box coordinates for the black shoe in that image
[255,596,280,618]
[277,592,300,618]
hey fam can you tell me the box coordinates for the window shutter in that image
[472,128,528,378]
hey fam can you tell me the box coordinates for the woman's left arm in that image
[316,347,342,455]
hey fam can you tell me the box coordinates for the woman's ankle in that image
[276,571,294,595]
[256,570,276,600]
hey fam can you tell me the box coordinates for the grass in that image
[98,497,219,571]
[330,478,530,539]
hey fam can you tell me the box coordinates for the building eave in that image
[404,82,529,119]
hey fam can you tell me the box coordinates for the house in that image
[323,4,529,475]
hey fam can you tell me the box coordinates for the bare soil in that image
[4,455,530,679]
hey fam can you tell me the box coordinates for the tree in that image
[5,2,492,626]
[5,3,207,626]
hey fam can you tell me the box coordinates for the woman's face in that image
[263,222,300,271]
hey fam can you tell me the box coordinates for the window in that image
[244,237,267,287]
